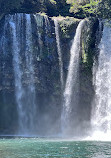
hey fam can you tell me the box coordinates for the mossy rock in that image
[58,17,80,39]
[81,17,99,71]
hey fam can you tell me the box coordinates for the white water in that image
[9,14,25,133]
[44,16,51,56]
[24,14,37,133]
[54,19,64,89]
[1,15,8,89]
[61,20,86,136]
[8,14,37,135]
[91,21,111,141]
[34,14,43,56]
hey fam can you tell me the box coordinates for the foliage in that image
[45,0,70,16]
[0,0,111,19]
[0,0,23,13]
[66,0,102,17]
[0,0,46,14]
[82,0,101,15]
[66,0,88,13]
[49,0,57,4]
[98,0,111,18]
[66,0,111,18]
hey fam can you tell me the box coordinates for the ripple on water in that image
[0,138,111,158]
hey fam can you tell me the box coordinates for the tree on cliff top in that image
[66,0,111,18]
[0,0,111,18]
[98,0,111,18]
[66,0,101,17]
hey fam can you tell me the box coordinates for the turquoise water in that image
[0,138,111,158]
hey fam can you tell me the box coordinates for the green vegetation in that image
[66,0,101,16]
[66,0,111,18]
[98,0,111,18]
[0,0,111,19]
[49,0,57,4]
[47,0,111,18]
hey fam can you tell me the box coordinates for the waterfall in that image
[44,16,51,56]
[34,14,43,56]
[24,14,37,134]
[9,14,25,133]
[61,20,86,136]
[54,19,64,89]
[91,21,111,140]
[1,13,63,136]
[8,14,37,135]
[1,16,8,87]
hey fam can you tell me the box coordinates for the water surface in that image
[0,138,111,158]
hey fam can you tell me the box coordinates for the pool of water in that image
[0,138,111,158]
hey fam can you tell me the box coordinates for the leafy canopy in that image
[66,0,101,17]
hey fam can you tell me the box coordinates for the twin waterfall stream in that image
[1,13,111,140]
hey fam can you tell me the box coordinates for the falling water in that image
[91,21,111,141]
[54,19,64,89]
[44,16,51,56]
[34,14,43,56]
[24,14,37,134]
[8,14,37,135]
[9,14,25,133]
[1,16,8,88]
[61,20,86,136]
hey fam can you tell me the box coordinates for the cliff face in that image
[79,18,99,132]
[0,12,99,135]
